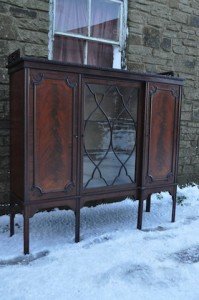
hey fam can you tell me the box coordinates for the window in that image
[49,0,127,69]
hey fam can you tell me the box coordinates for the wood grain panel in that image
[10,70,24,199]
[147,84,176,182]
[33,77,74,193]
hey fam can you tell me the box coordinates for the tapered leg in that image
[75,198,80,243]
[146,195,151,212]
[24,208,30,255]
[10,203,15,237]
[171,193,177,223]
[137,199,144,230]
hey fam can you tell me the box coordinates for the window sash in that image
[53,0,123,44]
[54,32,120,46]
[49,0,127,68]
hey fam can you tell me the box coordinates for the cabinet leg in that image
[146,196,151,212]
[24,208,30,255]
[10,203,15,237]
[75,198,81,243]
[75,209,80,243]
[137,199,144,230]
[171,193,177,223]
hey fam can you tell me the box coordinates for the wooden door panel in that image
[145,83,179,184]
[29,71,78,199]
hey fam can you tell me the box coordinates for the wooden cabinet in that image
[8,51,183,254]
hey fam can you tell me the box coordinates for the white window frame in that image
[49,0,128,69]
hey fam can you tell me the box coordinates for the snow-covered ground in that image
[0,185,199,300]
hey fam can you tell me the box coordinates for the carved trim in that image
[65,76,77,89]
[146,172,174,184]
[150,86,178,100]
[166,172,173,181]
[64,181,75,193]
[31,185,43,195]
[31,181,75,195]
[171,88,179,98]
[32,73,44,85]
[146,175,153,183]
[149,85,157,96]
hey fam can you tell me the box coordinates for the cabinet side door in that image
[144,82,181,185]
[29,70,78,200]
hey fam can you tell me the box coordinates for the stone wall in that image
[0,0,198,213]
[127,0,199,184]
[0,0,49,213]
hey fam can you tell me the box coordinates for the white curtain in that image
[53,0,119,67]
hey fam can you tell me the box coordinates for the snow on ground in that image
[0,185,199,300]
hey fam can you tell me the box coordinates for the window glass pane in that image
[87,41,113,68]
[91,0,121,41]
[53,35,84,64]
[55,0,88,36]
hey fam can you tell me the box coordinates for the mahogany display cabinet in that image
[8,51,183,254]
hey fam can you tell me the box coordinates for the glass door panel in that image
[83,82,139,188]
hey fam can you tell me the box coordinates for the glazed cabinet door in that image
[28,70,78,200]
[81,78,143,193]
[144,82,181,186]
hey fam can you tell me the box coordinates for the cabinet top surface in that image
[7,50,183,85]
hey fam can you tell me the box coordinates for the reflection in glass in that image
[83,83,138,188]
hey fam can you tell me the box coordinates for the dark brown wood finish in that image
[8,52,183,254]
[28,70,78,200]
[145,83,180,185]
[10,69,25,200]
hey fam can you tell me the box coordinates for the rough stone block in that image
[181,111,192,121]
[0,146,9,156]
[0,2,8,13]
[128,34,142,45]
[193,104,199,121]
[18,29,48,45]
[147,17,168,28]
[128,10,145,24]
[26,0,49,12]
[182,40,197,47]
[128,24,143,35]
[128,45,152,56]
[184,59,196,69]
[161,38,172,51]
[173,46,185,54]
[179,4,193,14]
[150,4,170,20]
[166,23,181,32]
[171,11,188,24]
[169,0,179,9]
[127,62,145,72]
[132,2,151,13]
[0,69,8,84]
[189,16,199,28]
[0,15,18,40]
[9,7,37,18]
[143,26,161,48]
[182,27,196,35]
